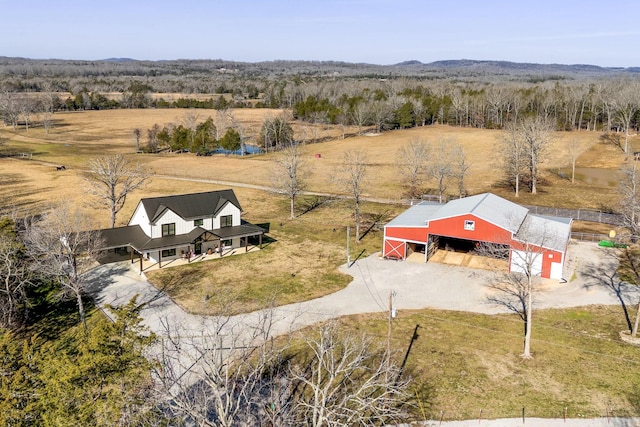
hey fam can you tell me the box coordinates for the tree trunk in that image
[355,200,361,243]
[522,275,533,358]
[290,196,295,220]
[632,300,640,338]
[76,291,87,332]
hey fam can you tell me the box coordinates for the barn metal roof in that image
[426,193,529,233]
[386,193,572,252]
[385,201,444,228]
[514,214,572,252]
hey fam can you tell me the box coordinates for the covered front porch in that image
[98,222,266,272]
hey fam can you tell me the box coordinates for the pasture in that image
[2,108,640,419]
[0,107,631,228]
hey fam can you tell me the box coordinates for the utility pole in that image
[386,290,396,371]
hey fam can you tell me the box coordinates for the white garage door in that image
[510,250,542,277]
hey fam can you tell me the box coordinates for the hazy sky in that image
[3,0,640,67]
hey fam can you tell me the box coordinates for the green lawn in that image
[146,196,402,315]
[334,305,640,421]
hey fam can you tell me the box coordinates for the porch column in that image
[188,245,191,263]
[130,247,134,264]
[139,252,143,272]
[158,250,162,269]
[259,233,263,249]
[245,237,249,252]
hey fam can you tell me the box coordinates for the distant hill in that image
[393,59,637,78]
[101,58,136,62]
[0,56,637,82]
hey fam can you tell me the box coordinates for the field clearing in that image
[1,108,634,224]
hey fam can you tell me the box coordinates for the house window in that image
[464,220,475,231]
[194,219,203,226]
[220,215,233,228]
[162,223,176,236]
[221,239,232,247]
[161,248,176,257]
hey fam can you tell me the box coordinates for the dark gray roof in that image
[98,225,150,250]
[213,222,266,239]
[99,223,265,253]
[139,189,242,223]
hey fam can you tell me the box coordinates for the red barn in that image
[383,193,572,280]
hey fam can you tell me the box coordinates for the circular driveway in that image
[87,241,638,339]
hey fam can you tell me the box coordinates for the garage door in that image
[510,250,543,277]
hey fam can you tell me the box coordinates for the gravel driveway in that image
[86,241,640,427]
[87,241,639,339]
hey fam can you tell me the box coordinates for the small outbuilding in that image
[382,193,572,280]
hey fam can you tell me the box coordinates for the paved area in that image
[86,240,639,340]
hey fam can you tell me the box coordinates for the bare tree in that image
[0,91,20,130]
[613,80,639,154]
[288,323,412,426]
[428,138,461,203]
[453,144,470,198]
[620,158,640,234]
[396,138,429,199]
[370,100,392,133]
[503,121,527,197]
[618,246,640,338]
[260,113,294,152]
[349,101,370,135]
[336,150,368,243]
[582,248,639,337]
[39,84,56,135]
[0,219,32,329]
[85,155,151,228]
[153,308,294,427]
[182,111,200,152]
[146,124,160,153]
[567,137,582,184]
[132,128,142,152]
[272,142,307,219]
[511,222,558,358]
[24,206,104,330]
[506,116,554,195]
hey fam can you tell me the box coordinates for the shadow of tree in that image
[581,250,639,333]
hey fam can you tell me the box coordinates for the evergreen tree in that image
[220,127,241,152]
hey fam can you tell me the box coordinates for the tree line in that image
[3,73,640,136]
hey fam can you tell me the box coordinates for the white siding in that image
[151,209,192,237]
[510,250,543,277]
[129,202,152,237]
[213,202,241,229]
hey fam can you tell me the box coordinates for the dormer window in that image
[464,220,475,231]
[162,223,176,236]
[220,215,233,228]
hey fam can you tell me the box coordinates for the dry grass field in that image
[0,107,634,227]
[3,109,639,418]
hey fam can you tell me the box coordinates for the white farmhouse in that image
[99,189,265,269]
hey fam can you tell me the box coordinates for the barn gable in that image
[382,193,572,280]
